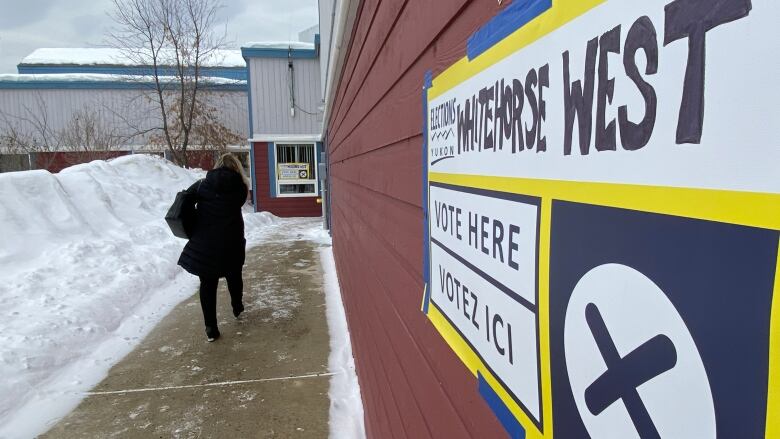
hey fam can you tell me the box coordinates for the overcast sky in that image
[0,0,319,73]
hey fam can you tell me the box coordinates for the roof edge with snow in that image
[0,73,247,91]
[241,36,319,60]
[19,48,247,68]
[248,134,322,143]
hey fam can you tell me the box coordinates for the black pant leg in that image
[225,271,244,308]
[199,276,219,328]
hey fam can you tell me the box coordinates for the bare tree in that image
[0,96,127,171]
[60,108,127,165]
[0,94,65,170]
[149,91,244,154]
[108,0,241,166]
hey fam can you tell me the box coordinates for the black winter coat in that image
[178,167,248,278]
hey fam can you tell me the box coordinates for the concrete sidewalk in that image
[42,220,331,438]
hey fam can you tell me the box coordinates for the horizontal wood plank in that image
[327,0,516,436]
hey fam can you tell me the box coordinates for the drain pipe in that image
[321,0,354,126]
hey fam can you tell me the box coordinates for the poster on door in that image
[421,0,779,438]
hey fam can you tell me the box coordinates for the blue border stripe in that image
[268,143,277,198]
[478,372,526,439]
[316,142,323,194]
[422,70,433,314]
[323,132,333,232]
[246,56,256,210]
[466,0,552,60]
[250,144,258,211]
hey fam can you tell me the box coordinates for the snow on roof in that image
[241,41,315,51]
[20,48,246,68]
[0,73,246,86]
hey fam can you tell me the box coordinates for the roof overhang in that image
[240,37,319,60]
[321,0,360,130]
[247,134,322,143]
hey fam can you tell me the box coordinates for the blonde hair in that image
[216,153,249,188]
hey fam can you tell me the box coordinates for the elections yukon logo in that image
[549,201,777,438]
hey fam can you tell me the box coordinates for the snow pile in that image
[0,156,195,267]
[320,243,366,439]
[0,155,277,438]
[244,207,280,245]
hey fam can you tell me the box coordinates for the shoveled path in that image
[42,219,331,438]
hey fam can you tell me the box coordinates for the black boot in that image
[226,273,244,319]
[232,302,245,318]
[205,326,220,342]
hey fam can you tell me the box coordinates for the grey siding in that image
[248,57,321,137]
[0,88,247,150]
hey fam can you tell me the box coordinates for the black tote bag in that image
[165,180,201,239]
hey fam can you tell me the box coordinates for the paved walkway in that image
[42,220,331,438]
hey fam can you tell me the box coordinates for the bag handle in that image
[190,178,204,199]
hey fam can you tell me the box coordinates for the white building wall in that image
[248,56,321,138]
[0,88,247,150]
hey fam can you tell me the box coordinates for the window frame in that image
[274,142,319,198]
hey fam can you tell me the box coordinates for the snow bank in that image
[319,241,366,439]
[0,155,277,438]
[244,207,280,245]
[0,156,194,267]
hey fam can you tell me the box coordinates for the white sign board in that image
[421,0,780,437]
[278,163,310,180]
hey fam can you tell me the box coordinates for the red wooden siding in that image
[36,151,129,173]
[33,150,215,174]
[184,150,216,170]
[252,142,322,217]
[327,1,514,437]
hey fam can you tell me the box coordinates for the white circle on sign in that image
[563,263,715,439]
[299,170,307,178]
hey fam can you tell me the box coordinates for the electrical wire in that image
[293,104,319,116]
[288,47,296,116]
[287,47,320,117]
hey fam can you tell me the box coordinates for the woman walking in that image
[178,153,249,342]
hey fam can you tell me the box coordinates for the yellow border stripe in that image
[427,303,544,438]
[430,173,780,231]
[428,0,605,101]
[537,198,554,437]
[767,237,780,438]
[427,303,483,376]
